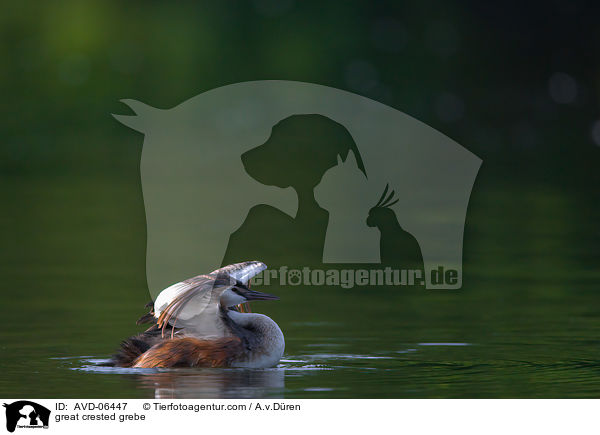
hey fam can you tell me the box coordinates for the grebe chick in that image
[110,261,284,369]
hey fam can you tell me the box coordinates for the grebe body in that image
[111,261,284,369]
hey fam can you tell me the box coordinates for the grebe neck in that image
[226,310,285,368]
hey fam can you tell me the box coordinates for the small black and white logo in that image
[3,401,50,433]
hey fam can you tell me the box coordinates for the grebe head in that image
[219,279,279,308]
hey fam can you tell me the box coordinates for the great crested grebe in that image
[110,261,284,369]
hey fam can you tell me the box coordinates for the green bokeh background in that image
[1,0,599,398]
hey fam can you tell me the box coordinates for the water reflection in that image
[77,360,285,398]
[56,335,600,398]
[136,369,285,399]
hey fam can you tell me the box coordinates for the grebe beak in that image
[235,285,280,301]
[244,288,280,301]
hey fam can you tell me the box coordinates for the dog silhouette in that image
[222,114,367,270]
[114,81,481,290]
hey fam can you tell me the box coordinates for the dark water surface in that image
[3,0,600,401]
[1,176,599,398]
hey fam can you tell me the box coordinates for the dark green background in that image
[1,0,599,398]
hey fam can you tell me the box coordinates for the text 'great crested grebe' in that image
[110,261,284,368]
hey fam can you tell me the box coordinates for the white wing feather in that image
[153,261,267,331]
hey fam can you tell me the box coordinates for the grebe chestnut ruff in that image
[111,261,284,369]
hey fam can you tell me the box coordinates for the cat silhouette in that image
[315,152,380,263]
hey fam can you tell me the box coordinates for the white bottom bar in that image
[1,399,593,435]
